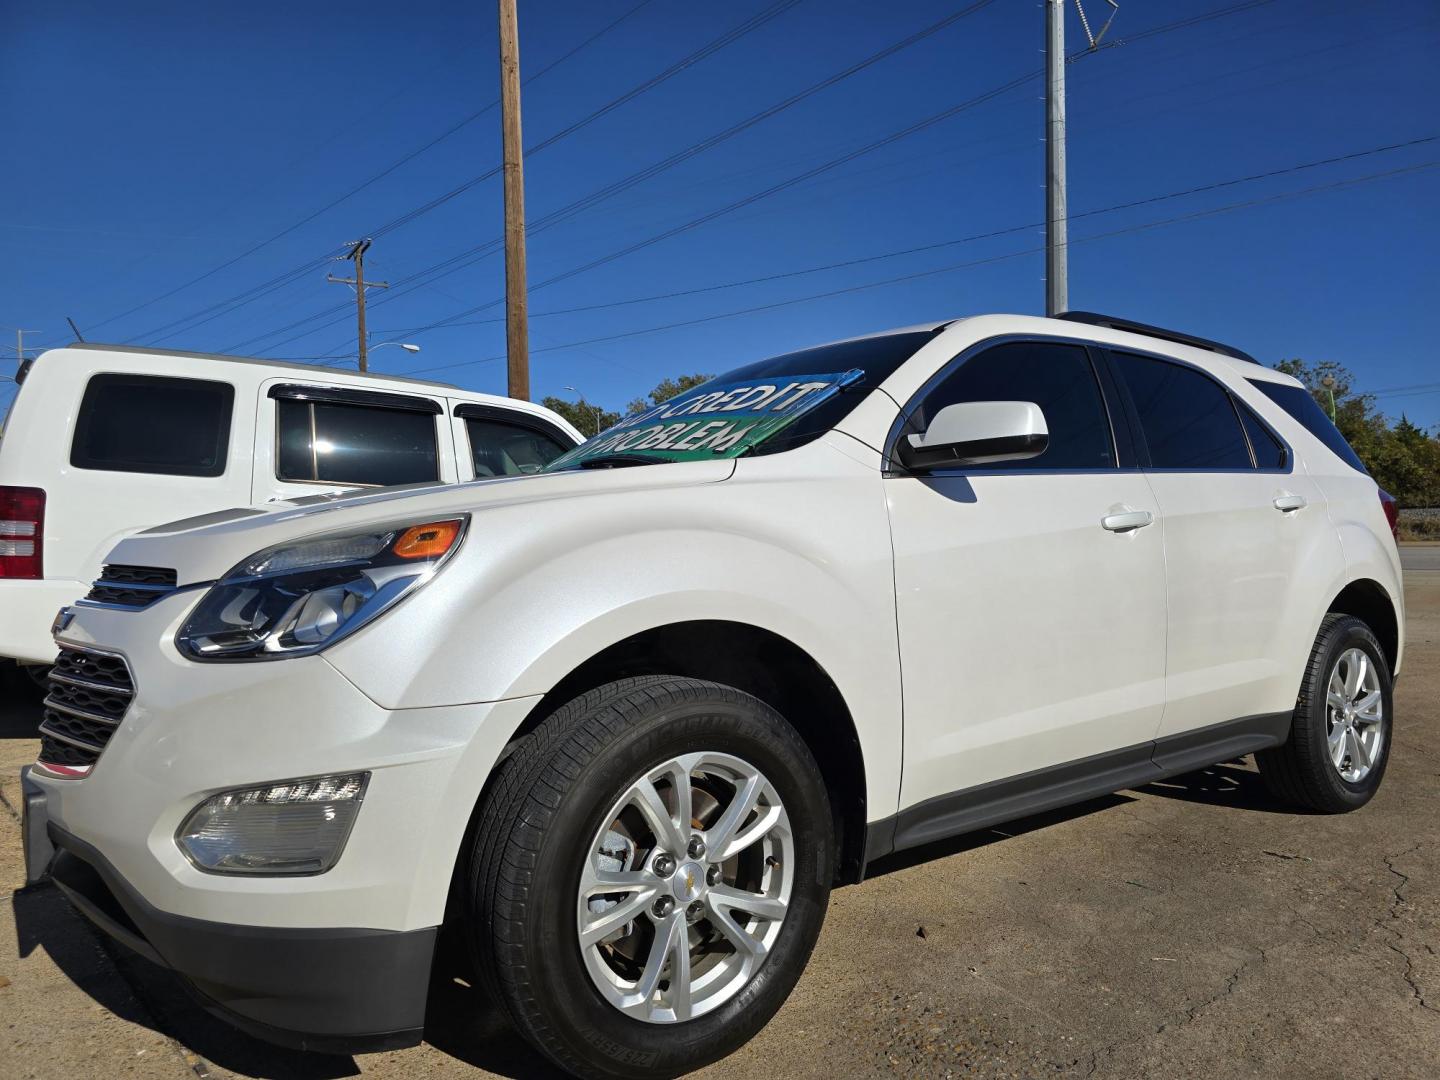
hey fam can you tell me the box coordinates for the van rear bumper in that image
[0,578,84,664]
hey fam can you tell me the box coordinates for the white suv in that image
[22,313,1403,1078]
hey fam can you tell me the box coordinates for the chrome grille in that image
[39,647,135,774]
[85,564,178,608]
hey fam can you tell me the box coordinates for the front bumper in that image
[23,593,544,1051]
[24,770,433,1051]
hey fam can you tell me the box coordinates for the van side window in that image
[466,418,571,476]
[1236,400,1287,469]
[71,374,234,477]
[908,341,1116,469]
[276,399,439,486]
[1109,351,1251,469]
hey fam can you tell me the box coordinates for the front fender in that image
[323,442,905,818]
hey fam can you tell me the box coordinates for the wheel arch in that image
[1325,577,1400,673]
[454,620,871,891]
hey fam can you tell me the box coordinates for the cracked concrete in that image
[2,556,1438,1079]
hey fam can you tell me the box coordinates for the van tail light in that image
[0,486,45,579]
[1378,488,1399,540]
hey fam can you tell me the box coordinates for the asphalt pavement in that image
[3,547,1437,1079]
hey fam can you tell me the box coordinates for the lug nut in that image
[687,901,704,922]
[652,896,675,919]
[706,865,722,886]
[687,836,706,859]
[653,853,676,877]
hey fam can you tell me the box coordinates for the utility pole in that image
[1045,0,1068,317]
[1046,2,1117,317]
[498,0,531,400]
[327,238,389,372]
[12,328,40,376]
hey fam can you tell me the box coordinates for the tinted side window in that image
[908,341,1115,469]
[71,374,234,477]
[1248,380,1367,473]
[1236,400,1287,468]
[467,418,570,476]
[1110,352,1250,469]
[276,400,438,486]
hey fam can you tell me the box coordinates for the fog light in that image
[177,773,368,875]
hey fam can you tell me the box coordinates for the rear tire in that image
[467,676,833,1080]
[1257,614,1392,812]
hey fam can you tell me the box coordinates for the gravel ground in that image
[3,549,1437,1079]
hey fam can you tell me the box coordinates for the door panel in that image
[1142,469,1331,735]
[1104,349,1339,736]
[886,339,1167,812]
[890,471,1167,808]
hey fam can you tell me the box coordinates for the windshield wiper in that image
[574,454,659,470]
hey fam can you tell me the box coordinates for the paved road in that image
[1401,542,1440,573]
[3,555,1437,1079]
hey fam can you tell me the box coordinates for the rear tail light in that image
[1378,488,1399,539]
[0,486,45,579]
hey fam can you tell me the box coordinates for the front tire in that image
[1257,614,1393,812]
[467,677,834,1080]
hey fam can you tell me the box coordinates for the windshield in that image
[544,329,937,471]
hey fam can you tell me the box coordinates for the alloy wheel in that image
[576,751,793,1024]
[1325,646,1384,783]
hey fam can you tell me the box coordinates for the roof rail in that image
[1056,311,1260,365]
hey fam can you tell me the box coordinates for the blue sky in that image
[2,0,1437,425]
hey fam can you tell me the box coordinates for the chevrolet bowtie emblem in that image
[52,606,75,636]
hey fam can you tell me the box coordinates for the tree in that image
[1275,359,1440,507]
[625,373,712,416]
[540,375,713,439]
[540,395,619,438]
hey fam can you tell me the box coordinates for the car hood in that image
[103,459,736,585]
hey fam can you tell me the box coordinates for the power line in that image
[398,160,1438,377]
[85,0,660,339]
[126,0,801,348]
[370,135,1435,336]
[221,1,1003,355]
[253,0,1287,357]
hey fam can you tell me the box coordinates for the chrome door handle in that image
[1101,509,1154,532]
[1273,494,1308,512]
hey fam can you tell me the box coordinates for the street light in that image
[372,342,421,354]
[564,385,604,437]
[1320,374,1338,421]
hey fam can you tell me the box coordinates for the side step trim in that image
[864,712,1291,868]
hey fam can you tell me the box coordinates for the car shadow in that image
[1135,760,1312,815]
[0,661,44,739]
[12,882,562,1080]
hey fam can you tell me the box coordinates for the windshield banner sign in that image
[546,369,862,469]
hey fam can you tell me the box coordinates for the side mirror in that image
[897,400,1049,472]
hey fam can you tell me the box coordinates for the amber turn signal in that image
[392,520,463,560]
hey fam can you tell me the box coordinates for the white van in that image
[0,343,581,667]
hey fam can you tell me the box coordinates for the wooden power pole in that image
[328,238,389,372]
[498,0,530,400]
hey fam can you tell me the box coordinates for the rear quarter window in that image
[1248,379,1367,473]
[70,374,234,477]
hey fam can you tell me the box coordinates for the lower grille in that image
[39,647,135,775]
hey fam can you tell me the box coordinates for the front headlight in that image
[176,516,466,661]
